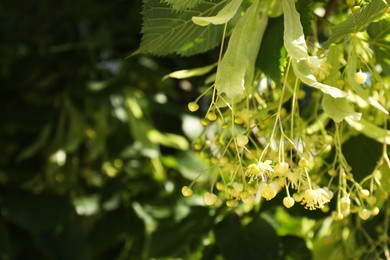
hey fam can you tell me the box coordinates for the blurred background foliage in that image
[0,0,388,259]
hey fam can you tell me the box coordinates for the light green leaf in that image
[346,55,388,114]
[136,0,229,56]
[161,0,203,11]
[192,0,243,26]
[162,63,216,80]
[282,0,308,61]
[322,96,362,123]
[292,59,347,98]
[215,0,268,98]
[345,117,390,144]
[323,0,389,48]
[147,130,190,150]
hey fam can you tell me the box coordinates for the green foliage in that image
[136,0,229,56]
[162,0,203,11]
[367,19,390,74]
[2,0,390,259]
[215,0,267,98]
[323,0,389,47]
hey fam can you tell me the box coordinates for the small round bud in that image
[298,158,309,168]
[361,189,370,198]
[234,117,244,125]
[200,118,209,126]
[226,200,236,207]
[358,208,371,220]
[351,6,361,13]
[274,162,289,175]
[233,182,244,192]
[366,196,377,205]
[371,207,380,216]
[188,102,199,112]
[216,182,225,191]
[328,169,337,177]
[283,196,295,208]
[236,135,249,147]
[373,82,384,90]
[203,192,218,205]
[181,186,193,197]
[332,211,344,221]
[354,71,367,84]
[207,111,217,121]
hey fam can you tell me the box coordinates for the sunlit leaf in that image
[135,0,229,56]
[192,0,242,26]
[161,0,203,11]
[215,0,268,98]
[282,0,308,61]
[147,130,190,150]
[292,59,347,98]
[345,117,390,144]
[323,0,389,48]
[162,63,216,80]
[322,96,362,123]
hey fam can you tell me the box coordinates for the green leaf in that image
[282,0,308,61]
[214,214,280,260]
[161,0,203,11]
[323,0,389,48]
[322,96,362,123]
[136,0,229,56]
[147,130,190,150]
[341,134,382,182]
[215,0,268,98]
[367,20,390,75]
[192,0,243,26]
[162,63,216,80]
[345,117,390,145]
[4,192,72,233]
[257,17,285,84]
[292,59,347,98]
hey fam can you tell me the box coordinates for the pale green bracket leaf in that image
[292,59,347,98]
[136,0,229,56]
[147,130,190,150]
[346,55,389,114]
[322,95,362,123]
[323,0,389,48]
[161,0,203,11]
[282,0,308,61]
[346,117,390,144]
[192,0,243,26]
[162,63,216,80]
[215,0,268,98]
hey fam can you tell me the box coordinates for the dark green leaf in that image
[214,214,280,260]
[342,134,382,182]
[367,19,390,75]
[257,17,284,84]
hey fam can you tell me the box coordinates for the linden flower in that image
[245,160,274,183]
[301,188,331,210]
[307,56,332,81]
